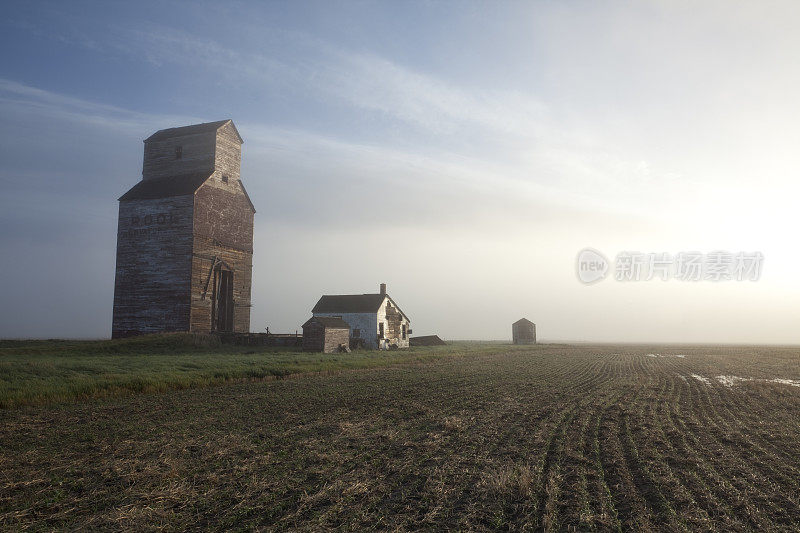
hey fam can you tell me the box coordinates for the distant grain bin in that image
[512,318,536,345]
[302,316,351,353]
[112,120,255,338]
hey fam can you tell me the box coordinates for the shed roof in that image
[513,318,535,326]
[118,171,213,201]
[144,119,243,144]
[302,316,350,329]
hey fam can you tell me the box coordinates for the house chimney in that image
[380,283,386,295]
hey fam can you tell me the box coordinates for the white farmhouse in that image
[311,283,411,349]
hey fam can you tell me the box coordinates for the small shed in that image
[302,316,351,353]
[512,318,536,345]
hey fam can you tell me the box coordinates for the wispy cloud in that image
[0,72,690,235]
[58,25,694,221]
[4,11,701,223]
[0,78,200,135]
[319,50,550,136]
[85,24,552,138]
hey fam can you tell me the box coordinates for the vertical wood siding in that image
[142,132,217,180]
[190,181,254,334]
[512,322,536,344]
[112,196,194,337]
[302,324,350,353]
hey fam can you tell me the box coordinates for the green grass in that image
[0,334,518,409]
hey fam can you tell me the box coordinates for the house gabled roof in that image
[312,293,410,322]
[144,119,243,144]
[513,318,535,326]
[312,294,387,314]
[302,316,350,329]
[119,171,213,201]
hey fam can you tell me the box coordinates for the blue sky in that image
[2,1,800,341]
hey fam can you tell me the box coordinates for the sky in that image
[1,0,800,342]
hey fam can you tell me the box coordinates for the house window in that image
[175,146,183,159]
[379,323,385,338]
[402,325,407,339]
[353,329,361,338]
[221,175,229,183]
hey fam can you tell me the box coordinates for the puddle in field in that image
[716,375,752,387]
[685,373,800,388]
[769,378,800,387]
[645,353,687,358]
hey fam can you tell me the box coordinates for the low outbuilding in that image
[409,335,448,346]
[302,316,350,353]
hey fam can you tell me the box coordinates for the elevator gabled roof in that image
[118,171,213,201]
[118,171,256,212]
[143,119,243,144]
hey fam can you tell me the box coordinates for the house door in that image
[212,268,234,332]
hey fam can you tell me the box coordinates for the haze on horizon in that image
[1,1,799,343]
